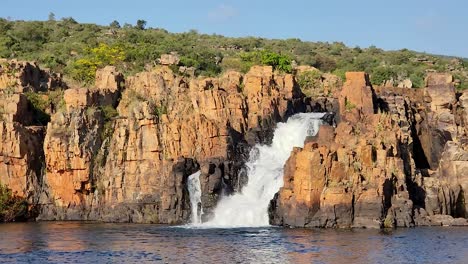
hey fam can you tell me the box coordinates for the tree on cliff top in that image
[109,20,121,29]
[48,12,55,21]
[135,19,147,30]
[240,50,292,73]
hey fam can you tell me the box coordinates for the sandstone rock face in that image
[35,65,307,223]
[419,73,458,169]
[425,72,453,87]
[2,62,466,228]
[94,66,124,106]
[0,93,45,203]
[95,66,124,92]
[39,106,104,219]
[269,72,468,228]
[0,59,64,92]
[338,72,375,116]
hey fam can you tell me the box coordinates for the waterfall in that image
[199,112,326,228]
[187,171,203,224]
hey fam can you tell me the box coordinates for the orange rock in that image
[0,93,45,199]
[95,66,124,92]
[63,88,97,111]
[338,72,374,116]
[425,72,453,86]
[0,59,63,92]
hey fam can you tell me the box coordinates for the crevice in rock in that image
[455,188,466,218]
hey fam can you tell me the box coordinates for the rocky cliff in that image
[269,72,468,228]
[0,62,311,223]
[0,93,45,203]
[1,59,466,227]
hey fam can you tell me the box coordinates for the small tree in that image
[135,19,147,30]
[61,17,77,25]
[48,12,56,21]
[371,66,397,86]
[109,20,121,29]
[240,50,292,73]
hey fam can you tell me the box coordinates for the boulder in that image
[158,52,180,66]
[425,72,453,86]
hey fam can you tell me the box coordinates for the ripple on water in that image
[0,223,467,264]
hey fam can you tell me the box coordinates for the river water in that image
[0,222,466,263]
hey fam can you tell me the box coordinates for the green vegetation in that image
[24,89,66,125]
[0,183,29,222]
[67,43,125,84]
[370,67,396,86]
[99,105,118,142]
[384,214,395,228]
[296,70,323,97]
[0,18,467,89]
[24,91,50,125]
[239,50,292,73]
[100,105,118,122]
[152,102,168,119]
[345,99,356,111]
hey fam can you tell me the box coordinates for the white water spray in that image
[197,112,326,228]
[187,171,203,224]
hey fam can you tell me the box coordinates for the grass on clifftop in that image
[0,18,467,89]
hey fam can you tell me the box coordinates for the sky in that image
[1,0,467,57]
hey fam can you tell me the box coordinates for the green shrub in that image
[456,80,468,91]
[0,183,29,222]
[24,92,50,125]
[261,51,292,73]
[409,72,425,88]
[384,214,395,228]
[240,50,292,73]
[454,73,468,91]
[178,50,223,77]
[297,70,323,97]
[100,105,118,121]
[220,57,244,72]
[312,54,337,72]
[152,103,168,118]
[96,105,118,142]
[332,68,347,82]
[345,99,356,111]
[67,43,125,84]
[370,67,397,86]
[47,89,66,112]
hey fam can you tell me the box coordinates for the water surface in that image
[0,222,467,263]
